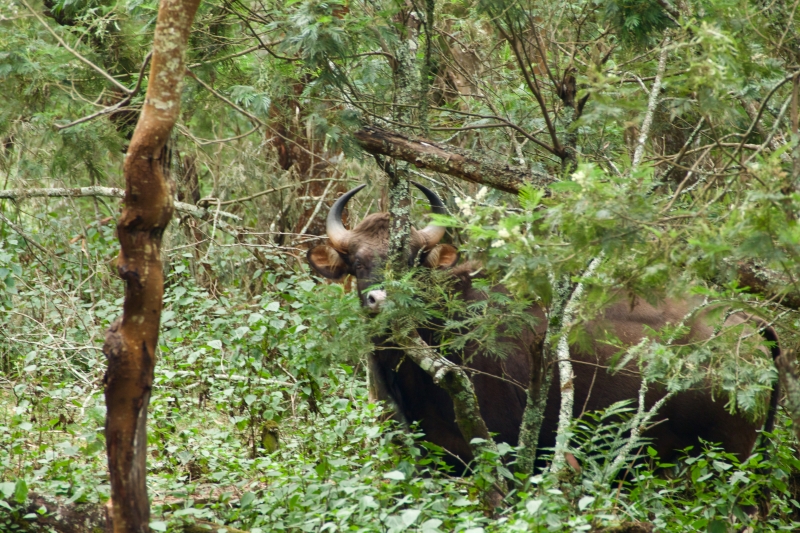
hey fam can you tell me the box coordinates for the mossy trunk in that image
[777,352,800,443]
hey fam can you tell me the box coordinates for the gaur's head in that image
[307,182,459,310]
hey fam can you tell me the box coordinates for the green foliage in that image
[602,0,673,45]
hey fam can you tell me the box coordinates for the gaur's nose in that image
[366,290,386,311]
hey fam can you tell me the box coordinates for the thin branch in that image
[603,380,676,481]
[660,117,707,213]
[0,210,52,256]
[186,69,265,126]
[505,28,563,157]
[429,106,555,153]
[187,44,268,69]
[723,72,798,169]
[631,41,669,173]
[176,123,260,146]
[197,178,347,207]
[55,52,152,131]
[187,69,342,168]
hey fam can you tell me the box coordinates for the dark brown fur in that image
[308,212,780,470]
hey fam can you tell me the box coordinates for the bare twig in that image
[176,123,260,146]
[298,176,335,236]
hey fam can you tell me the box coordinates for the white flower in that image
[491,239,505,248]
[572,169,587,185]
[475,187,489,201]
[455,197,473,216]
[497,228,510,239]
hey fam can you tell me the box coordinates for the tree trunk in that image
[102,1,201,532]
[776,352,800,443]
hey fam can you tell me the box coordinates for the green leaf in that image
[707,520,727,533]
[0,482,15,499]
[383,470,405,481]
[240,492,256,508]
[578,495,595,510]
[150,521,168,532]
[400,509,421,527]
[14,479,27,504]
[420,519,442,532]
[526,499,543,514]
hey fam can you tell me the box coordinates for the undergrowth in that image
[0,207,799,532]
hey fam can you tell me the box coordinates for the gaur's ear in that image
[422,244,460,269]
[307,245,349,279]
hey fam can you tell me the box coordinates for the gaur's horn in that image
[411,181,447,248]
[326,184,365,251]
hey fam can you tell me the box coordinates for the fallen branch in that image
[3,493,252,533]
[354,125,555,194]
[732,260,800,311]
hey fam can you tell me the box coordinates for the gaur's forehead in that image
[346,213,422,257]
[352,213,390,239]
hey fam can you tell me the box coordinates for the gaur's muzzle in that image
[365,289,386,311]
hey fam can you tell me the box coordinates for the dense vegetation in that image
[2,0,800,530]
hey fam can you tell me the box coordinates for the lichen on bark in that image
[102,0,201,532]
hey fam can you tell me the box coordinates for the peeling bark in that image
[355,126,555,194]
[102,0,201,532]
